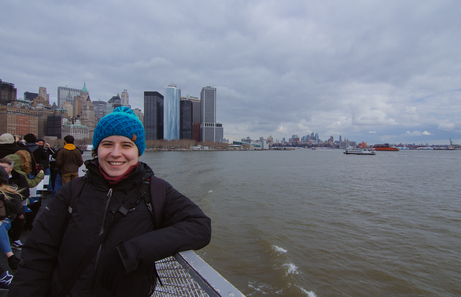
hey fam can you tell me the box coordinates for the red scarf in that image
[99,162,139,186]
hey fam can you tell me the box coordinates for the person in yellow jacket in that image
[55,135,84,185]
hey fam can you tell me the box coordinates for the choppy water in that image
[138,149,461,297]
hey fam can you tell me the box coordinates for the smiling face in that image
[97,135,140,177]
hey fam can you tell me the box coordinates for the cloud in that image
[422,131,432,136]
[403,131,422,136]
[1,0,461,145]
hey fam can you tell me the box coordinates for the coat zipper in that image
[90,188,113,296]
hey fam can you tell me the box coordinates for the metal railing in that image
[153,251,245,297]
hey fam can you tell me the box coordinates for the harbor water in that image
[137,149,461,297]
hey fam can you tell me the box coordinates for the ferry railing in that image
[153,250,245,297]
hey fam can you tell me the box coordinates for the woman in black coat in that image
[8,107,212,297]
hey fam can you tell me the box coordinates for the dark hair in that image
[64,135,74,144]
[92,147,98,158]
[24,133,37,143]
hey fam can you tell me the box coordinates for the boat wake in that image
[266,245,316,296]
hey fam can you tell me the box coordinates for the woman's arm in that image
[25,170,45,188]
[118,181,211,273]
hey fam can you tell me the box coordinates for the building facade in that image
[164,84,181,140]
[24,91,38,101]
[61,123,89,140]
[57,86,82,108]
[0,79,17,106]
[93,100,108,122]
[121,89,129,106]
[144,91,164,140]
[180,99,193,139]
[200,86,223,142]
[0,106,39,137]
[133,108,144,126]
[79,99,97,139]
[47,115,63,139]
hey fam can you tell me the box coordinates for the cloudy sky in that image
[1,0,460,145]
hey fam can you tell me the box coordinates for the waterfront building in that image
[62,102,73,118]
[164,84,181,140]
[108,94,122,113]
[133,108,144,126]
[24,91,38,101]
[61,122,89,140]
[192,123,201,142]
[200,86,223,142]
[93,100,108,122]
[144,91,164,140]
[31,87,51,108]
[57,86,81,108]
[47,115,64,139]
[38,87,50,102]
[79,98,97,139]
[0,106,39,136]
[180,99,193,139]
[121,89,129,106]
[36,108,55,138]
[0,79,17,106]
[181,95,201,124]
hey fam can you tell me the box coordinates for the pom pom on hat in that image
[93,107,145,155]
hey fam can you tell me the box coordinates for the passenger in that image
[0,134,24,159]
[36,138,55,192]
[5,151,44,188]
[0,157,29,250]
[8,107,212,297]
[23,133,44,178]
[5,151,44,231]
[55,135,83,185]
[0,166,22,274]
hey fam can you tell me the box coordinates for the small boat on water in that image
[344,147,376,155]
[373,143,399,151]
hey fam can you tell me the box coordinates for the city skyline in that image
[1,1,460,145]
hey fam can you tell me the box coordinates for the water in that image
[137,149,461,297]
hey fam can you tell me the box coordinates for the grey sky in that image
[1,0,460,144]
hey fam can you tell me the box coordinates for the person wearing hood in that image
[8,106,211,297]
[55,135,83,185]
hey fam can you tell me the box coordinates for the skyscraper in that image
[57,85,83,108]
[200,86,223,142]
[144,91,164,140]
[121,89,129,106]
[180,99,193,139]
[164,84,181,140]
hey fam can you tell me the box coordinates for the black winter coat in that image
[0,192,21,220]
[8,169,30,199]
[8,159,211,297]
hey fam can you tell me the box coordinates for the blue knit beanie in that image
[93,106,145,155]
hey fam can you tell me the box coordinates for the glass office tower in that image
[200,86,223,142]
[164,84,181,140]
[57,86,82,108]
[144,91,164,140]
